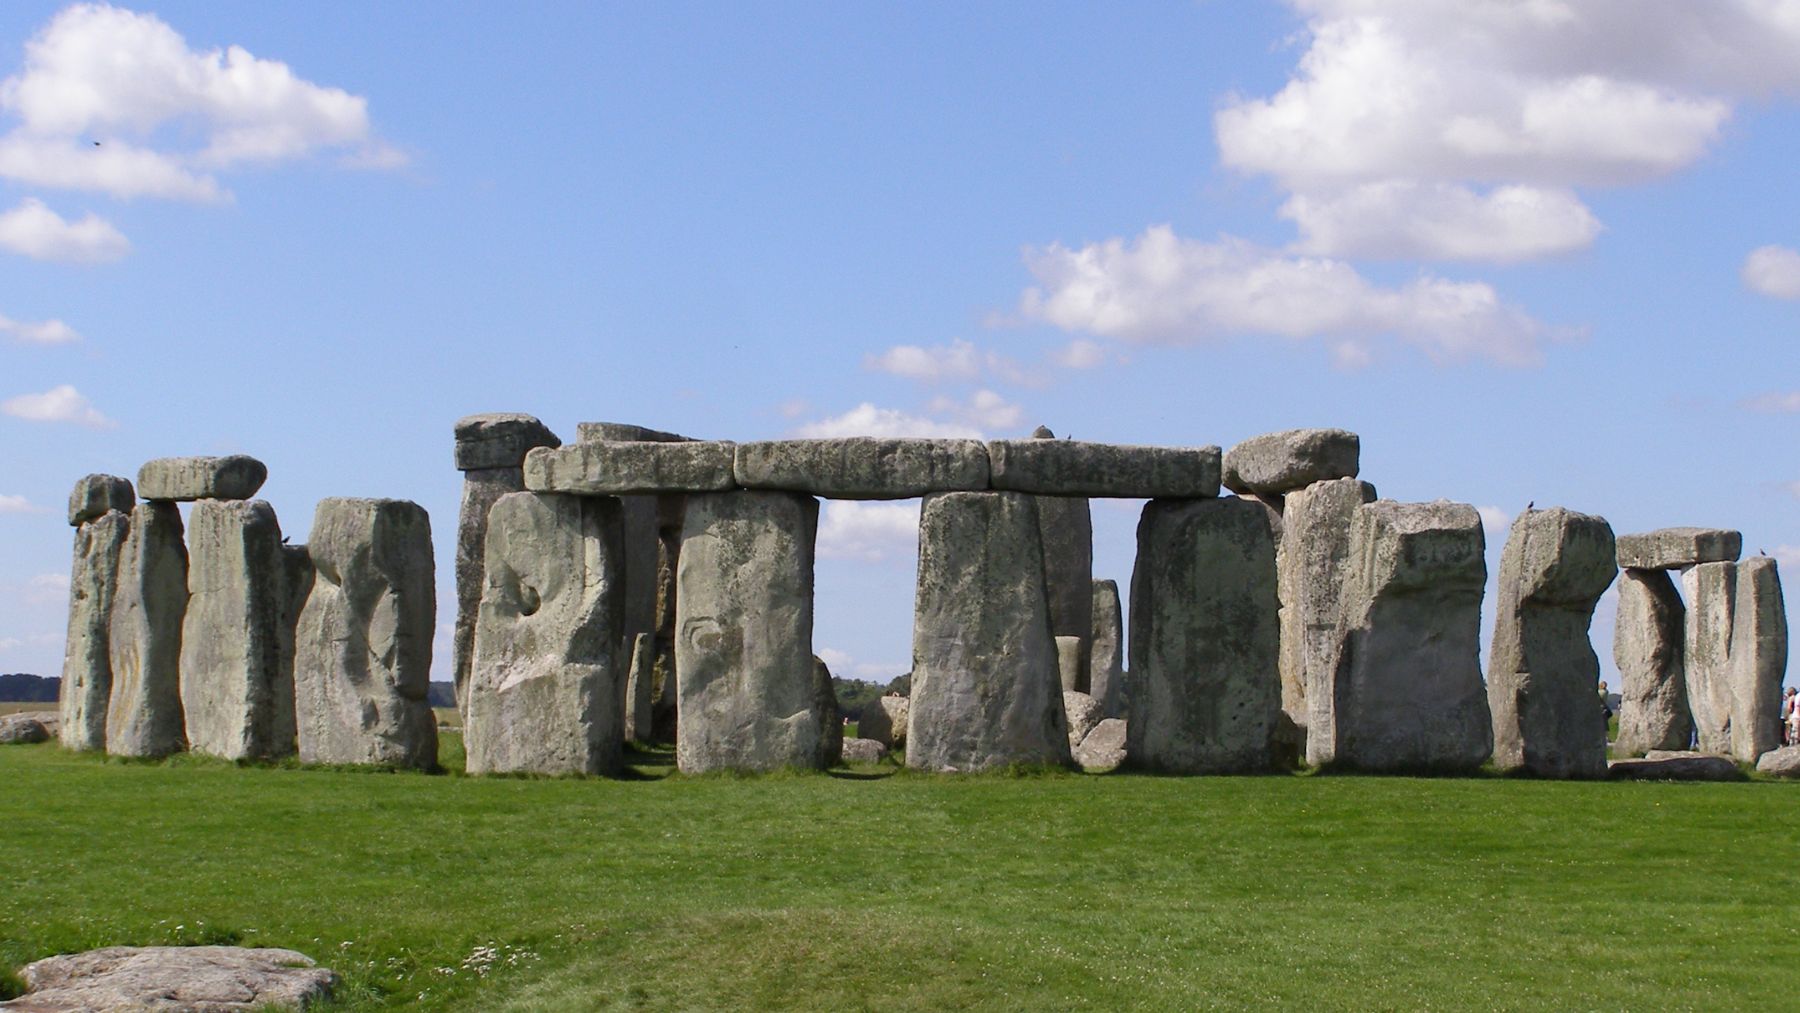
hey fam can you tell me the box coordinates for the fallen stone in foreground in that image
[1606,751,1743,781]
[525,441,737,495]
[1222,428,1359,495]
[1755,745,1800,778]
[137,455,268,502]
[453,411,562,470]
[735,438,988,499]
[986,439,1221,498]
[1614,527,1741,570]
[66,473,133,526]
[0,714,50,744]
[1074,718,1128,771]
[6,945,337,1012]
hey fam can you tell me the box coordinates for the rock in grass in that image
[106,502,189,758]
[1606,751,1743,781]
[1221,428,1359,495]
[859,695,908,748]
[137,455,268,502]
[9,945,337,1011]
[1612,568,1691,756]
[1064,690,1103,747]
[0,714,50,744]
[839,737,890,763]
[1755,745,1800,778]
[58,509,129,751]
[1074,718,1128,771]
[66,473,133,526]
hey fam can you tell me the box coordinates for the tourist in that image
[1784,687,1799,746]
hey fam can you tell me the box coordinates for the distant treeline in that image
[0,673,59,702]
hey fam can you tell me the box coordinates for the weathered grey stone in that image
[675,491,827,772]
[453,411,561,470]
[1683,561,1735,755]
[576,421,694,443]
[0,714,49,744]
[466,492,625,775]
[1241,491,1285,542]
[1309,500,1492,772]
[1034,446,1094,673]
[293,498,438,768]
[908,491,1071,771]
[137,455,268,502]
[105,502,188,758]
[859,695,909,748]
[1606,751,1743,781]
[815,654,843,768]
[1276,478,1377,735]
[1063,690,1103,747]
[58,510,129,751]
[624,631,656,742]
[1089,579,1126,718]
[526,441,737,495]
[66,473,133,526]
[1127,497,1282,773]
[453,467,525,720]
[1074,717,1128,771]
[179,499,298,760]
[1055,636,1086,694]
[1488,508,1617,779]
[1613,568,1692,755]
[1755,744,1800,777]
[1222,428,1359,495]
[1683,558,1788,761]
[8,945,337,1012]
[839,737,890,763]
[1615,527,1741,570]
[735,438,988,499]
[986,440,1222,498]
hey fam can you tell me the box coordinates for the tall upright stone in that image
[452,413,560,721]
[1686,558,1788,761]
[1027,427,1094,691]
[1309,500,1491,773]
[814,655,843,768]
[1127,497,1281,773]
[293,498,438,768]
[675,490,827,773]
[1487,508,1617,778]
[59,499,131,751]
[1613,569,1691,755]
[908,491,1071,772]
[179,499,300,760]
[1276,478,1376,735]
[1682,562,1736,755]
[105,502,188,758]
[624,631,656,743]
[1089,579,1125,718]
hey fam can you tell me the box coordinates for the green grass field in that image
[3,738,1796,1010]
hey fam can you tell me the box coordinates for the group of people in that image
[1785,687,1800,748]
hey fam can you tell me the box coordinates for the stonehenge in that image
[59,493,131,751]
[1612,569,1692,754]
[1089,579,1125,718]
[105,502,188,758]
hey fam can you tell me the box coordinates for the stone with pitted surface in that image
[1089,580,1126,718]
[1607,751,1743,781]
[1063,690,1103,747]
[1276,478,1376,735]
[1683,558,1788,761]
[106,502,189,758]
[735,438,988,500]
[1222,429,1359,495]
[138,455,268,502]
[987,440,1221,498]
[0,714,49,744]
[453,412,561,471]
[859,695,909,748]
[525,441,737,495]
[576,421,695,443]
[1613,569,1692,755]
[58,510,129,751]
[1615,527,1741,570]
[4,945,337,1012]
[839,737,890,763]
[66,473,134,526]
[1756,745,1800,778]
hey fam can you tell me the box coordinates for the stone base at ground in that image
[3,945,337,1012]
[1073,718,1127,771]
[839,737,890,763]
[1755,745,1800,778]
[0,714,50,744]
[1606,751,1743,781]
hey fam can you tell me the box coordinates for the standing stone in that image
[466,492,624,775]
[908,491,1071,772]
[814,655,843,767]
[452,413,560,720]
[860,695,909,748]
[1613,569,1691,755]
[1309,500,1492,773]
[1692,558,1790,762]
[1028,428,1093,689]
[1055,636,1086,694]
[59,509,130,751]
[67,474,134,526]
[675,491,827,773]
[1127,497,1281,773]
[1487,508,1617,779]
[105,503,188,758]
[649,501,684,742]
[293,498,437,768]
[1682,562,1736,755]
[1276,478,1377,734]
[180,499,300,760]
[624,632,656,743]
[1089,579,1126,718]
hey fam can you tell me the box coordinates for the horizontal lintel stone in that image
[1615,527,1742,570]
[575,421,695,443]
[1222,428,1359,495]
[453,412,561,471]
[524,441,738,495]
[137,455,267,502]
[734,438,989,499]
[987,440,1220,498]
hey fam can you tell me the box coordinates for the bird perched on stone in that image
[1525,500,1534,512]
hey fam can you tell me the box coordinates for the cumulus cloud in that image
[24,572,69,606]
[0,312,81,345]
[813,645,907,682]
[815,500,920,562]
[925,389,1025,432]
[1017,225,1556,366]
[0,197,127,262]
[0,494,39,514]
[793,403,981,439]
[2,384,115,428]
[0,3,401,201]
[1281,181,1601,263]
[1049,338,1114,370]
[865,340,983,382]
[1743,390,1800,413]
[1742,244,1800,300]
[1476,505,1512,536]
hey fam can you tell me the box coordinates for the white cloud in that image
[925,389,1025,433]
[1018,225,1554,366]
[0,197,127,262]
[2,384,114,428]
[776,398,809,419]
[1773,545,1800,569]
[865,340,983,382]
[1049,338,1113,370]
[816,500,923,563]
[0,312,81,345]
[813,645,907,682]
[793,403,981,439]
[1743,391,1800,413]
[1742,244,1800,300]
[24,572,68,606]
[0,494,39,514]
[1281,181,1600,262]
[1476,505,1511,536]
[0,4,401,201]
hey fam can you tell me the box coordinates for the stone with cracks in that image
[7,946,337,1012]
[1222,428,1359,495]
[466,492,624,775]
[859,695,909,748]
[58,510,128,751]
[1309,500,1493,772]
[105,502,188,758]
[137,455,268,502]
[1683,559,1789,761]
[675,491,827,772]
[1127,497,1282,773]
[1074,717,1128,771]
[1055,636,1086,694]
[1755,745,1800,777]
[1488,508,1617,779]
[1089,579,1126,718]
[908,491,1071,772]
[1276,478,1377,734]
[453,411,561,471]
[1606,751,1743,781]
[735,438,988,499]
[66,473,133,526]
[1613,568,1692,755]
[986,439,1222,498]
[624,631,655,742]
[294,498,438,768]
[1683,561,1735,754]
[454,469,524,719]
[526,441,737,495]
[1614,527,1741,570]
[1063,690,1103,747]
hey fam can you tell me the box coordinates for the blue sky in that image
[0,1,1794,690]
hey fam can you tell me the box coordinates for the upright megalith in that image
[1487,508,1617,778]
[137,455,267,502]
[908,491,1071,772]
[180,499,300,760]
[1613,569,1691,755]
[675,490,827,772]
[1309,500,1492,773]
[293,498,438,768]
[1683,558,1787,761]
[1222,428,1359,496]
[1276,478,1376,735]
[1089,579,1125,718]
[814,655,843,768]
[1025,427,1094,691]
[105,502,188,758]
[466,492,624,775]
[624,632,655,743]
[1054,636,1085,694]
[1127,497,1281,773]
[452,413,560,720]
[59,484,132,752]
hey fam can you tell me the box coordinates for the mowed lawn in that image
[2,739,1796,1011]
